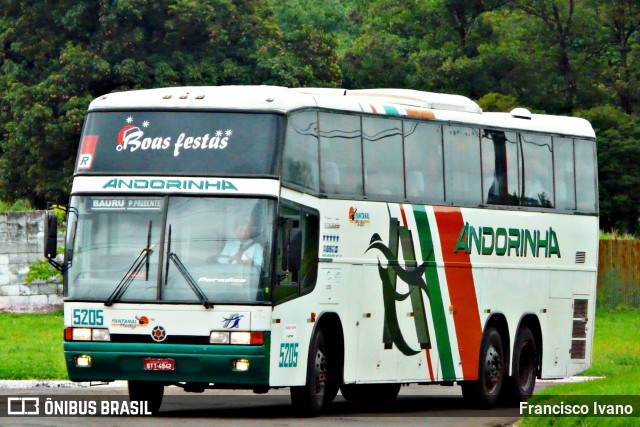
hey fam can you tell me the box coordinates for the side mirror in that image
[44,212,58,260]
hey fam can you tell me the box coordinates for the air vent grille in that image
[575,251,586,264]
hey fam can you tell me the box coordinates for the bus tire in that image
[290,328,338,416]
[128,380,164,414]
[340,383,401,402]
[502,326,537,405]
[461,326,505,408]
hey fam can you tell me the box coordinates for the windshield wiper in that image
[105,221,154,307]
[167,251,213,309]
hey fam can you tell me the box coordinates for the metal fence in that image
[598,240,640,309]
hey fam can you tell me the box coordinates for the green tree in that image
[0,0,302,207]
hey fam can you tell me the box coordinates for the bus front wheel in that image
[461,326,505,408]
[128,380,164,414]
[290,328,339,416]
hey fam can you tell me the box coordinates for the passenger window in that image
[521,133,554,208]
[275,204,319,304]
[575,139,597,213]
[554,137,576,210]
[482,130,519,205]
[283,111,319,191]
[362,116,403,199]
[404,121,444,202]
[319,113,363,195]
[444,125,481,205]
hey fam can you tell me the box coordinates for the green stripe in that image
[412,205,456,380]
[383,105,400,115]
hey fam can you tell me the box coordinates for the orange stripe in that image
[369,104,378,113]
[433,206,482,379]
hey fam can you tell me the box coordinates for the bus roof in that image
[88,86,596,138]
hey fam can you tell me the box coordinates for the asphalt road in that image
[0,381,564,426]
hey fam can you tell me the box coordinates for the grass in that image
[520,308,640,426]
[0,310,67,379]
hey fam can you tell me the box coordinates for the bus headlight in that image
[210,331,230,344]
[91,329,111,341]
[71,328,92,341]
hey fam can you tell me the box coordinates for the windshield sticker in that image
[87,197,163,212]
[77,135,99,171]
[116,116,232,157]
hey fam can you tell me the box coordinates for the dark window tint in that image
[319,113,363,195]
[283,112,319,191]
[482,130,519,205]
[521,133,554,208]
[362,116,403,199]
[404,122,444,202]
[444,125,481,205]
[77,112,282,175]
[575,139,597,213]
[554,137,576,210]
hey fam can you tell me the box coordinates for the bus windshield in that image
[75,111,282,176]
[66,196,275,305]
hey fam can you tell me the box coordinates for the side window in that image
[444,125,481,205]
[275,204,319,304]
[481,130,519,205]
[554,137,576,210]
[521,133,554,208]
[404,121,444,202]
[575,139,597,213]
[319,113,363,195]
[362,116,404,199]
[282,111,319,191]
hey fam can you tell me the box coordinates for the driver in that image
[218,222,263,267]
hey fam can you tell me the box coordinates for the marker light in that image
[74,355,92,367]
[233,359,250,371]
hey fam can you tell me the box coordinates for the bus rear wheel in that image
[461,326,505,408]
[128,380,164,414]
[290,328,339,416]
[502,326,537,405]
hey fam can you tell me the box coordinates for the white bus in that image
[45,86,598,415]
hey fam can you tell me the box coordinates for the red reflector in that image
[250,332,264,345]
[64,327,73,341]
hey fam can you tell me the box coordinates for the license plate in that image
[143,358,175,371]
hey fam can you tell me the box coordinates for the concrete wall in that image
[0,211,63,313]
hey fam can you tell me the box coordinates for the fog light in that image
[75,355,92,367]
[233,358,250,371]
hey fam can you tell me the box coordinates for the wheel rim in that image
[484,344,503,393]
[518,342,535,390]
[313,346,328,396]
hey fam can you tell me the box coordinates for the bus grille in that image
[110,334,210,344]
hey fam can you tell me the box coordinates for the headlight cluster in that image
[209,331,264,345]
[65,327,111,342]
